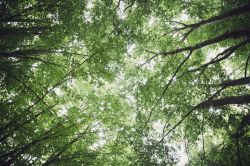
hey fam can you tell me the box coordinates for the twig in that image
[124,0,135,12]
[172,20,188,27]
[244,54,250,77]
[115,0,122,10]
[201,116,206,165]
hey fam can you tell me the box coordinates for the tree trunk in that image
[0,49,54,58]
[185,3,250,29]
[199,95,250,108]
[0,26,50,37]
[162,29,250,56]
[221,77,250,87]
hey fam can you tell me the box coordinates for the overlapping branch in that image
[142,28,250,66]
[173,3,250,41]
[141,4,250,147]
[154,87,225,146]
[187,39,250,73]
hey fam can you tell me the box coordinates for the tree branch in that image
[154,87,225,146]
[175,4,250,31]
[245,54,250,77]
[188,39,250,73]
[158,51,193,101]
[220,77,250,87]
[199,94,250,108]
[145,28,250,63]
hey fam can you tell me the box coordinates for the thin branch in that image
[145,49,157,54]
[0,103,58,143]
[184,134,190,163]
[139,52,161,67]
[244,54,250,77]
[124,0,136,12]
[0,67,51,109]
[20,54,94,113]
[233,114,250,166]
[158,51,193,102]
[172,20,188,27]
[188,39,250,73]
[154,87,225,146]
[236,129,242,166]
[42,127,91,166]
[19,56,66,68]
[179,27,195,42]
[140,51,192,134]
[115,0,122,10]
[201,116,206,165]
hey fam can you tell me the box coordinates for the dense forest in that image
[0,0,250,165]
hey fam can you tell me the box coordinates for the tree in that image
[0,0,250,165]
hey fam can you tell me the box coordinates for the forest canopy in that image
[0,0,250,165]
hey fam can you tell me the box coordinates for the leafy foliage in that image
[1,0,250,165]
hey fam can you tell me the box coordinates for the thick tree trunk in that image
[0,121,66,165]
[199,95,250,108]
[0,104,56,143]
[221,77,250,87]
[143,29,250,65]
[162,29,250,56]
[1,18,49,23]
[185,3,250,29]
[0,2,59,22]
[0,49,54,58]
[0,26,50,37]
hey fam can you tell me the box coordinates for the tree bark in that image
[0,49,54,58]
[199,95,250,108]
[188,40,250,73]
[145,29,250,64]
[221,77,250,87]
[184,3,250,29]
[162,29,250,56]
[0,26,50,37]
